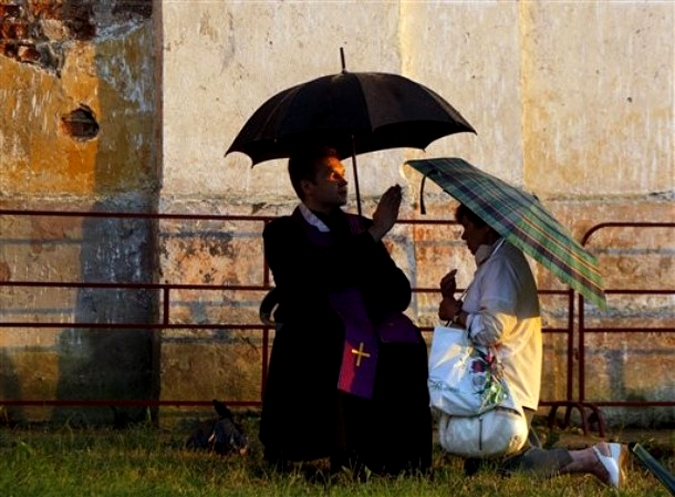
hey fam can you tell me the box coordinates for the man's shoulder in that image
[267,214,294,226]
[264,209,373,235]
[343,212,373,231]
[264,215,297,235]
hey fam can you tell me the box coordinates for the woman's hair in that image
[454,203,488,227]
[288,145,338,200]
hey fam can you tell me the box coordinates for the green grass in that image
[0,417,671,497]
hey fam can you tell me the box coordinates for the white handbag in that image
[437,408,528,458]
[429,324,528,458]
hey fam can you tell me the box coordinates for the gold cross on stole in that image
[351,342,371,367]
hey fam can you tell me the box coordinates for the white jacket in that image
[463,239,543,411]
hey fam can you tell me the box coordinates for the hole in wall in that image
[60,104,99,141]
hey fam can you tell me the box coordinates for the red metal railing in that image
[2,210,671,432]
[0,209,276,409]
[564,222,675,435]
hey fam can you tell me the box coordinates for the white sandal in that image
[593,442,628,489]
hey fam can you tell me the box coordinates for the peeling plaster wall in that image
[161,1,674,427]
[0,0,159,424]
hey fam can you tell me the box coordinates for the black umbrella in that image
[226,49,475,214]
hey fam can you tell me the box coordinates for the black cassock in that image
[259,206,431,474]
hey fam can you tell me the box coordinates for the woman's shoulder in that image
[497,241,530,266]
[487,242,537,285]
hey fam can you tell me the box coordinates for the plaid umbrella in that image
[405,157,606,310]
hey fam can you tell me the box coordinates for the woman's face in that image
[459,217,494,255]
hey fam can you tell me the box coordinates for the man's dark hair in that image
[288,145,338,200]
[455,203,488,227]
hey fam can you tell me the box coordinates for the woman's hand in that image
[438,296,463,322]
[440,269,458,298]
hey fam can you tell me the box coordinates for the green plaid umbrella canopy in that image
[405,157,606,310]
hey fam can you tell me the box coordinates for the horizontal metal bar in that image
[0,322,271,330]
[0,399,261,407]
[0,209,457,226]
[580,401,675,407]
[1,281,269,291]
[581,328,675,333]
[0,209,274,223]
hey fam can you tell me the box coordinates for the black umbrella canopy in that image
[226,70,475,165]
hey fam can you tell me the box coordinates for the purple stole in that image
[292,207,420,399]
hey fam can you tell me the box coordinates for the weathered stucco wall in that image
[1,0,673,428]
[0,0,159,424]
[164,1,674,202]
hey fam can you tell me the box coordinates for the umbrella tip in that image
[340,47,347,73]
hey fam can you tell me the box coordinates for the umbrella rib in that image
[474,196,606,299]
[479,206,605,297]
[511,225,605,292]
[511,242,605,308]
[517,214,602,278]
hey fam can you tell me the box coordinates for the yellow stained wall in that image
[0,25,157,197]
[0,48,99,195]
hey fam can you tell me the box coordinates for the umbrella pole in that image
[350,135,362,216]
[630,443,675,496]
[351,153,363,216]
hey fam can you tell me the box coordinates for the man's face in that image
[302,155,348,212]
[459,216,493,255]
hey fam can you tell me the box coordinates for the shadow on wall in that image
[43,0,161,426]
[53,200,160,427]
[0,351,24,424]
